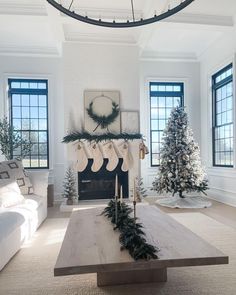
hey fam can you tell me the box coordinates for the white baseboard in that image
[207,188,236,207]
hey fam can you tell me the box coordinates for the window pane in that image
[39,156,48,167]
[151,109,158,119]
[31,144,39,155]
[158,97,165,108]
[166,85,173,91]
[39,95,47,106]
[39,143,47,154]
[151,97,158,107]
[22,95,29,106]
[11,82,20,88]
[12,119,21,130]
[158,120,165,130]
[159,108,165,119]
[22,131,29,141]
[21,82,29,88]
[31,156,39,167]
[30,119,39,130]
[22,119,30,130]
[151,120,158,130]
[166,97,172,107]
[12,107,21,118]
[30,132,38,142]
[38,83,47,89]
[152,131,159,142]
[29,82,37,89]
[30,107,38,118]
[39,132,47,142]
[22,107,29,118]
[173,97,181,107]
[30,95,38,106]
[39,119,47,130]
[12,94,21,106]
[39,107,47,119]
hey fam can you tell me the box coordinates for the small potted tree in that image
[63,167,77,205]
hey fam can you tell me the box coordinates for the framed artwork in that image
[84,90,121,134]
[121,111,140,133]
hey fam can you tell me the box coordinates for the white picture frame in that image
[121,111,140,133]
[84,90,120,134]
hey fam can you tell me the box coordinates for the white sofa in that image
[0,171,48,271]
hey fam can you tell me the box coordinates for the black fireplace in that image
[78,159,129,200]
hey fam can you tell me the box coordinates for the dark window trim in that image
[8,78,49,169]
[150,81,184,167]
[212,63,233,168]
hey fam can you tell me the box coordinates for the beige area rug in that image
[0,213,236,295]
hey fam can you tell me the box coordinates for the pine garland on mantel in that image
[62,131,143,143]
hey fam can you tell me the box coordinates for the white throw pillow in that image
[0,160,33,195]
[0,179,25,208]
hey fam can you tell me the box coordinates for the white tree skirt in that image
[156,196,212,209]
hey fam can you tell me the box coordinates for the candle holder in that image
[115,195,118,225]
[133,200,136,222]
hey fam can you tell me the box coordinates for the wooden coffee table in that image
[54,205,228,286]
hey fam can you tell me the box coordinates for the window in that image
[8,79,49,169]
[150,82,184,166]
[212,64,233,167]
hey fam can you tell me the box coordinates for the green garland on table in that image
[62,131,143,143]
[102,200,159,261]
[87,101,119,131]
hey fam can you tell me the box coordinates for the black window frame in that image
[149,81,184,167]
[8,78,49,169]
[212,64,234,168]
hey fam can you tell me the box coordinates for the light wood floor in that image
[48,198,236,230]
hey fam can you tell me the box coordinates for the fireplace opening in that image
[78,159,129,200]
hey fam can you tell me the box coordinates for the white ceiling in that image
[0,0,235,60]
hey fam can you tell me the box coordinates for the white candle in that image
[120,185,123,203]
[115,174,118,197]
[133,178,136,202]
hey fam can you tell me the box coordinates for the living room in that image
[0,0,236,294]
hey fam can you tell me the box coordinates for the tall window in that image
[212,64,233,167]
[150,82,184,166]
[8,79,49,169]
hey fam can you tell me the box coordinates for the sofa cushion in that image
[23,194,43,210]
[0,179,25,208]
[0,160,33,195]
[0,211,25,242]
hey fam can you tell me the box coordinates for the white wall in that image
[0,55,66,198]
[200,28,236,206]
[140,60,201,193]
[63,43,140,133]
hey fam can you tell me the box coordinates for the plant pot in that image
[66,198,73,205]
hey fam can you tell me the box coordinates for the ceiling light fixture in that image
[46,0,195,28]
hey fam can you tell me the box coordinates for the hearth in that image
[78,159,128,200]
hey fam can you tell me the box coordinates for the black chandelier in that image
[46,0,195,28]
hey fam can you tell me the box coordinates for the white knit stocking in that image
[75,142,88,172]
[118,141,131,172]
[102,141,119,171]
[89,143,104,172]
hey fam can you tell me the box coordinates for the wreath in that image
[87,101,119,132]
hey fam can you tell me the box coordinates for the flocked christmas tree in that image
[63,167,77,203]
[152,106,208,198]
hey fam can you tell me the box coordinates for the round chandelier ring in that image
[46,0,195,28]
